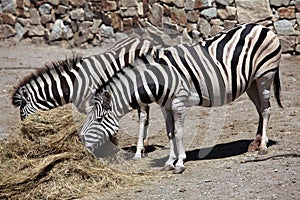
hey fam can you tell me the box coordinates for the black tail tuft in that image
[273,69,283,109]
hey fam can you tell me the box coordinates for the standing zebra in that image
[11,37,155,159]
[80,23,283,174]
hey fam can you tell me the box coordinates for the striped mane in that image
[11,55,83,107]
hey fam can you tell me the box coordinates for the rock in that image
[182,28,193,44]
[60,0,69,6]
[295,44,300,53]
[70,8,85,21]
[201,7,217,18]
[148,3,163,27]
[279,36,296,53]
[38,3,52,15]
[278,6,296,19]
[50,19,73,41]
[79,21,93,32]
[29,8,41,25]
[187,10,200,23]
[1,0,16,13]
[15,22,26,40]
[123,18,133,31]
[102,0,117,11]
[216,0,234,6]
[292,0,300,12]
[195,0,212,9]
[197,17,210,38]
[100,23,114,37]
[224,20,237,29]
[171,7,187,26]
[210,24,224,36]
[185,0,195,11]
[28,25,45,37]
[111,12,123,31]
[47,0,59,6]
[17,18,31,27]
[120,0,138,7]
[217,9,228,20]
[69,0,85,7]
[56,5,69,15]
[137,2,144,16]
[41,14,52,25]
[173,0,185,8]
[210,19,223,25]
[90,19,102,34]
[270,0,290,6]
[274,20,295,35]
[296,13,300,27]
[226,6,236,20]
[1,13,16,25]
[120,7,137,17]
[236,0,273,24]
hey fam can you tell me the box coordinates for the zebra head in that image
[12,85,40,120]
[79,90,119,154]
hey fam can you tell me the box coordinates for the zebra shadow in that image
[149,139,277,167]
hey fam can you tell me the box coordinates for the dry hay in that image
[0,105,146,199]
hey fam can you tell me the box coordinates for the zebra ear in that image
[102,90,111,110]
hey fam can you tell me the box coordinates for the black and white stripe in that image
[80,23,282,173]
[11,37,155,159]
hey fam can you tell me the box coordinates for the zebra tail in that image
[273,69,283,109]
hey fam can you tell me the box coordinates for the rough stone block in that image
[171,7,187,25]
[173,0,185,8]
[148,3,163,27]
[187,10,200,23]
[41,14,52,24]
[17,18,31,27]
[28,25,45,36]
[39,3,52,15]
[56,5,68,15]
[274,19,295,35]
[120,0,138,7]
[29,8,41,25]
[2,0,16,13]
[70,8,85,21]
[102,0,117,11]
[217,9,228,20]
[236,0,272,23]
[279,35,296,52]
[224,20,237,29]
[216,0,234,6]
[201,7,217,18]
[210,24,224,36]
[1,13,16,25]
[270,0,290,7]
[195,0,211,9]
[278,6,296,19]
[120,7,137,17]
[197,17,210,38]
[111,12,123,31]
[47,0,60,6]
[69,0,85,7]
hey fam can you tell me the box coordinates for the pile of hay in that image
[0,106,143,199]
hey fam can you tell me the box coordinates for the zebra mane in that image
[11,55,83,107]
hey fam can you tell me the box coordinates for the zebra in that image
[80,23,283,174]
[11,37,155,159]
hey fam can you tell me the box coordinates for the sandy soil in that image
[0,40,299,199]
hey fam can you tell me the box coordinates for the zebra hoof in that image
[133,156,141,161]
[161,165,175,171]
[173,166,186,174]
[258,147,268,155]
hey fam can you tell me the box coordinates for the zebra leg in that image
[134,105,150,160]
[256,75,274,155]
[161,109,177,171]
[247,75,274,155]
[246,82,263,152]
[172,98,187,174]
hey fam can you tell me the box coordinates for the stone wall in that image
[0,0,300,53]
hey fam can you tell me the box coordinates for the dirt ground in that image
[0,40,299,199]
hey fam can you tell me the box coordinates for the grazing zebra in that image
[80,23,282,174]
[11,37,155,159]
